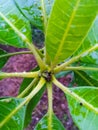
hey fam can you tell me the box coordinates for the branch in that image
[52,76,98,114]
[54,44,98,73]
[0,77,45,128]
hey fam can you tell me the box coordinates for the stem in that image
[74,70,94,86]
[47,82,53,130]
[0,12,46,71]
[0,77,45,128]
[64,66,98,71]
[54,44,98,73]
[17,78,38,98]
[0,71,39,78]
[52,76,98,114]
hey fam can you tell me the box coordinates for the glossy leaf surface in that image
[81,64,98,81]
[67,87,98,130]
[73,70,98,87]
[24,86,45,128]
[74,16,98,81]
[14,0,54,30]
[46,0,98,66]
[19,78,33,95]
[19,66,40,94]
[76,16,98,64]
[19,70,45,127]
[0,0,32,48]
[55,70,71,78]
[0,97,26,130]
[34,113,65,130]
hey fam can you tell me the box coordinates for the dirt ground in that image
[0,44,78,130]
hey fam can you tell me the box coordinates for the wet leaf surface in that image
[67,87,98,130]
[0,97,26,130]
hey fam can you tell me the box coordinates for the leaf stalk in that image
[0,71,39,78]
[47,82,53,130]
[52,76,98,114]
[64,66,98,71]
[54,44,98,73]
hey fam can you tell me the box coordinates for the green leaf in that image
[0,97,26,130]
[55,70,71,78]
[34,113,65,130]
[19,70,45,127]
[19,78,33,95]
[46,0,98,66]
[25,86,45,128]
[75,16,98,64]
[0,0,32,48]
[19,67,40,94]
[14,0,54,30]
[67,87,98,130]
[81,64,98,81]
[0,49,8,69]
[72,62,98,81]
[74,16,98,81]
[73,70,98,87]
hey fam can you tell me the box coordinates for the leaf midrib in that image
[41,0,48,32]
[52,0,80,66]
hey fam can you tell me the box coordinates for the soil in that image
[0,44,78,130]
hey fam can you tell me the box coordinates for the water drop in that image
[13,116,20,125]
[1,22,6,28]
[22,28,27,33]
[81,52,88,57]
[90,52,97,60]
[11,19,15,23]
[6,29,9,32]
[4,98,12,103]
